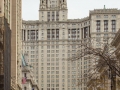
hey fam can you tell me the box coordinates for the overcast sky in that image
[22,0,120,20]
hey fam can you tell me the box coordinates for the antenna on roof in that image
[104,5,106,9]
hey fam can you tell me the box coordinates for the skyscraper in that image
[22,0,120,90]
[11,0,22,89]
[0,0,12,89]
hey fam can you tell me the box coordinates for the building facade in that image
[0,0,22,90]
[11,0,22,89]
[90,9,120,48]
[0,14,11,90]
[22,0,120,90]
[0,0,12,90]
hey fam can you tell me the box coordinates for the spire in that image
[60,0,67,9]
[104,5,106,9]
[62,0,67,4]
[39,0,46,9]
[40,0,43,5]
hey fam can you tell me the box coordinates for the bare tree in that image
[68,37,120,90]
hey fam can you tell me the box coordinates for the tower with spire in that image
[39,0,68,21]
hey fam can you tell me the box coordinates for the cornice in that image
[90,8,120,15]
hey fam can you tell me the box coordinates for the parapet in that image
[90,8,120,15]
[67,16,90,23]
[22,20,39,25]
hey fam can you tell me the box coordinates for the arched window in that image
[24,73,27,78]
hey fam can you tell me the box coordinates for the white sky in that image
[22,0,120,20]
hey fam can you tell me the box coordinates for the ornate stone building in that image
[22,0,120,90]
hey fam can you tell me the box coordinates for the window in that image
[41,75,44,78]
[96,34,101,37]
[51,45,54,49]
[41,84,44,87]
[36,51,38,54]
[41,46,44,49]
[47,42,50,44]
[51,50,54,53]
[56,84,59,87]
[56,67,59,70]
[41,67,44,70]
[47,71,50,74]
[51,54,54,57]
[112,20,116,32]
[104,15,108,18]
[31,46,35,49]
[56,54,59,57]
[51,67,54,70]
[51,63,54,66]
[47,45,50,49]
[56,58,59,61]
[47,84,50,87]
[56,62,59,65]
[47,12,50,21]
[56,45,59,48]
[41,71,44,74]
[104,34,108,37]
[72,45,76,49]
[112,15,116,18]
[56,11,59,21]
[51,71,54,74]
[42,33,44,36]
[47,50,50,53]
[52,12,55,21]
[24,73,27,78]
[47,63,50,66]
[104,20,108,32]
[56,71,59,74]
[56,50,59,53]
[41,50,43,53]
[96,15,101,18]
[51,58,54,62]
[96,20,100,32]
[41,54,43,57]
[47,30,50,39]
